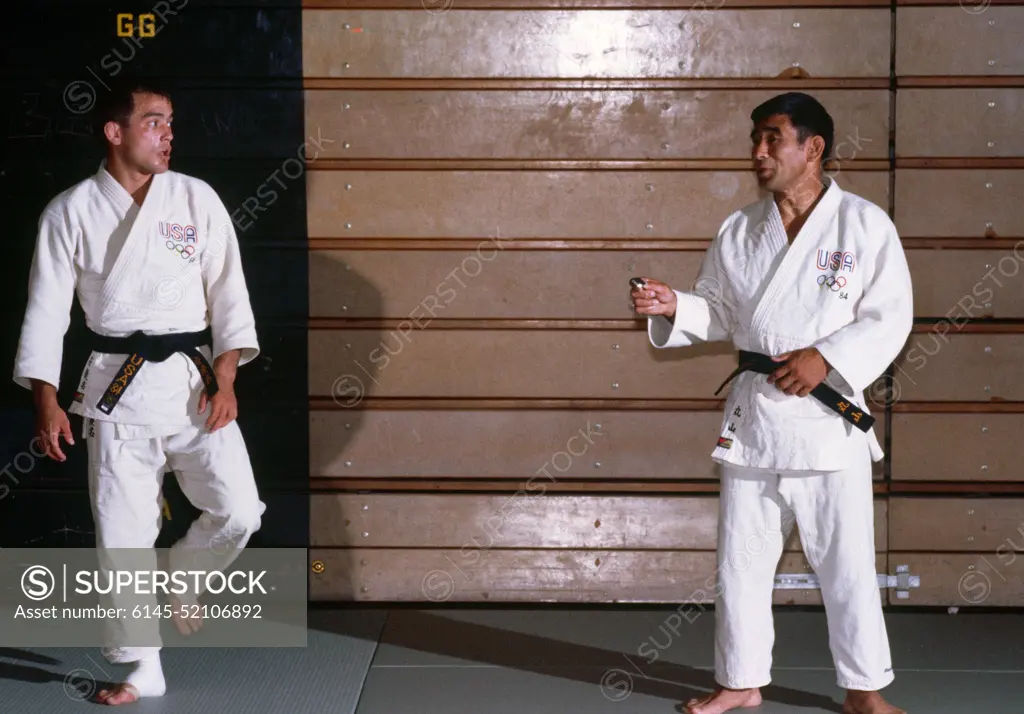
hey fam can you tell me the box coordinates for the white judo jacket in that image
[650,178,913,471]
[13,164,260,433]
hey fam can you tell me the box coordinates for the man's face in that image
[749,113,820,193]
[106,92,173,174]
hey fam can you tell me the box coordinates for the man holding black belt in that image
[13,78,264,705]
[631,93,911,714]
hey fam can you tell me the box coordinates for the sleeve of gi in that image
[648,232,735,349]
[13,208,78,391]
[201,186,260,367]
[813,214,914,394]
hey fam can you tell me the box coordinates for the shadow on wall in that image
[308,253,384,594]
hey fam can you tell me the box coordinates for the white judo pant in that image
[84,415,266,664]
[714,444,893,691]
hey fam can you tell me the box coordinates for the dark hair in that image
[94,76,173,142]
[750,92,834,165]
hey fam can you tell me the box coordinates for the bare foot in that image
[96,683,140,706]
[684,687,762,714]
[97,653,166,704]
[170,594,203,636]
[843,690,906,714]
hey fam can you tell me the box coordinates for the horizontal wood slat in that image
[309,240,713,249]
[310,250,700,319]
[896,159,1024,168]
[911,323,1024,334]
[312,409,717,479]
[305,78,893,89]
[305,159,887,170]
[894,170,1024,238]
[895,89,1024,158]
[895,7,1024,77]
[309,319,644,329]
[302,9,892,79]
[315,249,1024,321]
[311,397,728,410]
[889,482,1024,493]
[310,409,885,479]
[309,494,888,549]
[309,320,1024,332]
[889,497,1024,551]
[311,239,1024,250]
[896,0,1023,5]
[901,0,1024,4]
[307,321,1024,333]
[906,249,1024,319]
[309,330,737,399]
[306,170,889,239]
[897,77,1024,88]
[304,88,889,160]
[304,1,893,8]
[309,549,888,603]
[892,334,1024,402]
[312,478,895,493]
[903,239,1024,250]
[886,554,1023,607]
[890,413,1024,481]
[892,402,1024,413]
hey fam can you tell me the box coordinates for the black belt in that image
[714,350,874,433]
[87,328,219,414]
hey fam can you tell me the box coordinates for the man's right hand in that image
[631,278,677,319]
[32,382,74,462]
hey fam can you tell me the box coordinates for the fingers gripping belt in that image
[714,350,875,433]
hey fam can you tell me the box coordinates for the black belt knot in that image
[714,349,874,433]
[87,328,219,414]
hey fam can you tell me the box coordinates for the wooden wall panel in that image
[309,548,888,603]
[314,248,1024,322]
[906,249,1024,319]
[891,414,1024,482]
[305,89,890,160]
[312,410,721,480]
[310,250,702,319]
[886,554,1023,607]
[889,498,1024,551]
[895,89,1024,157]
[301,3,1024,606]
[310,494,888,549]
[302,9,892,79]
[311,409,886,481]
[309,330,736,399]
[894,170,1023,238]
[307,170,890,239]
[889,5,1024,609]
[892,334,1024,402]
[895,7,1024,77]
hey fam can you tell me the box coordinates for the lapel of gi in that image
[97,165,167,313]
[749,177,843,339]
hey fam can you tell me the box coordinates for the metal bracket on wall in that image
[775,565,920,599]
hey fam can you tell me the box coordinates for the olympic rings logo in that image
[817,275,847,291]
[165,241,196,259]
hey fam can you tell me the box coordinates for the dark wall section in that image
[0,0,308,549]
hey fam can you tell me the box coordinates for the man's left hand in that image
[769,348,829,397]
[198,382,238,432]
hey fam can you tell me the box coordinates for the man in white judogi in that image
[632,93,911,714]
[13,79,265,705]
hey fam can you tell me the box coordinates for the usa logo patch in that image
[159,220,199,262]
